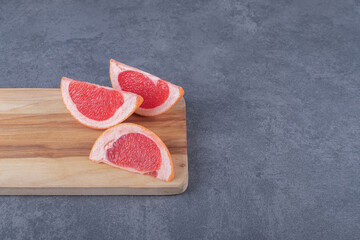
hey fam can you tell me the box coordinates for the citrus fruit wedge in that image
[89,123,174,181]
[109,59,184,116]
[61,77,143,129]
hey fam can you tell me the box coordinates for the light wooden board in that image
[0,89,188,195]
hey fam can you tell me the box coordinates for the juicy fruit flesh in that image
[106,133,161,174]
[69,81,124,121]
[117,70,169,109]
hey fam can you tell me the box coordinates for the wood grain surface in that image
[0,89,188,195]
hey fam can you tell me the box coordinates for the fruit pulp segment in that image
[106,133,161,174]
[69,81,124,121]
[117,70,169,109]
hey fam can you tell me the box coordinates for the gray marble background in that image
[1,0,360,239]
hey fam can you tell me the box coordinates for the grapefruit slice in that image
[109,59,184,116]
[90,123,174,181]
[61,77,143,129]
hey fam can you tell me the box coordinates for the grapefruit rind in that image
[61,77,143,129]
[109,59,184,116]
[89,123,174,182]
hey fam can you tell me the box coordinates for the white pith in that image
[89,123,172,181]
[61,77,141,129]
[110,60,182,116]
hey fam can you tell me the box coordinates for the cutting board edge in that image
[0,179,188,195]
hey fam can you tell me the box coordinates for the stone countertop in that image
[1,1,360,239]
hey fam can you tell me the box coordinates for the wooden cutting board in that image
[0,89,188,195]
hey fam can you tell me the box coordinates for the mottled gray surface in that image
[1,0,360,239]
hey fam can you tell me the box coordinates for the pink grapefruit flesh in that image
[117,70,170,109]
[90,123,174,181]
[68,80,124,121]
[61,77,143,129]
[110,59,184,116]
